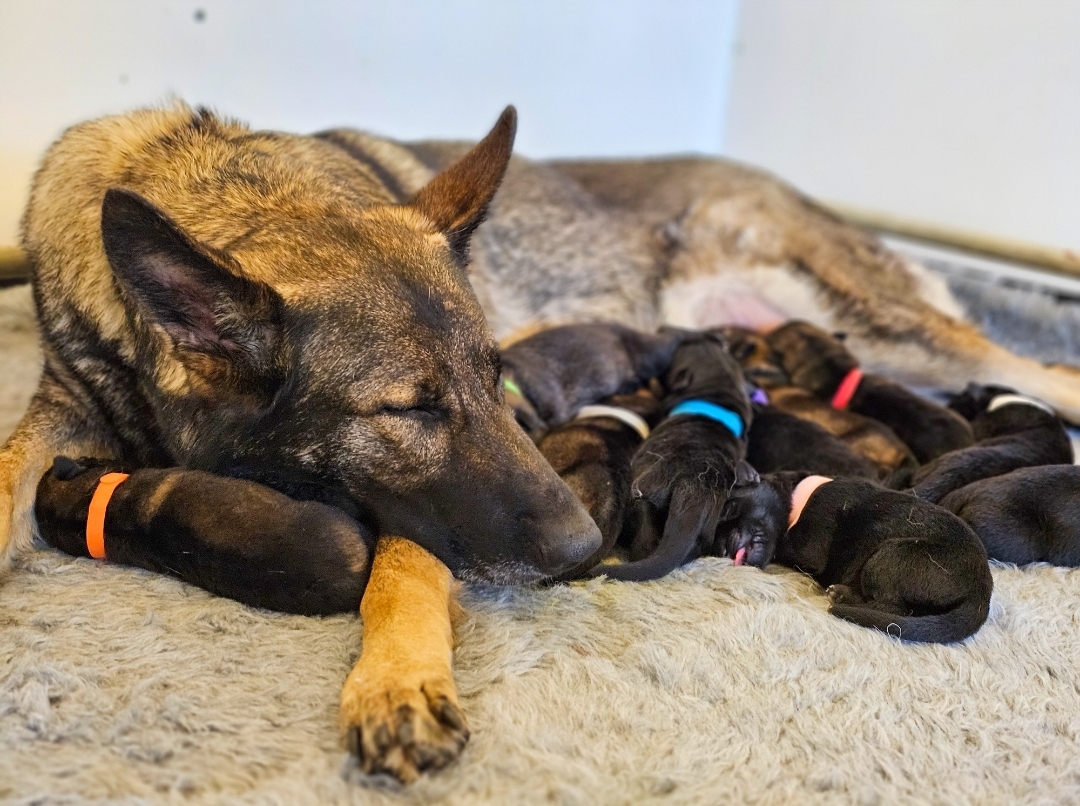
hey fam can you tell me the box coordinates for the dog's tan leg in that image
[340,536,468,783]
[1,369,114,564]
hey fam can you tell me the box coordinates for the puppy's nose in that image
[533,515,603,576]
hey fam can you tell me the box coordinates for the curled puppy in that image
[500,323,688,439]
[911,384,1074,503]
[36,457,374,615]
[938,465,1080,566]
[721,326,916,483]
[596,335,753,581]
[715,473,993,643]
[767,321,974,463]
[538,387,662,577]
[746,398,881,481]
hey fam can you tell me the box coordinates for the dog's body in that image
[36,456,373,615]
[4,102,1079,780]
[766,321,975,464]
[598,337,753,581]
[912,385,1074,503]
[938,465,1080,566]
[716,474,993,643]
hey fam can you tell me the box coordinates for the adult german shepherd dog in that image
[4,102,1080,781]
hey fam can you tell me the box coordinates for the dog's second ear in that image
[101,188,285,401]
[410,106,517,263]
[735,460,760,487]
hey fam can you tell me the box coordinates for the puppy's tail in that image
[595,483,720,582]
[828,593,990,644]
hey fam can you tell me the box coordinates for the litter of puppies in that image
[504,320,1077,644]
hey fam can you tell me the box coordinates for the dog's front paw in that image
[340,672,469,784]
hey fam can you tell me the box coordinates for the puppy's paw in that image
[826,584,861,606]
[340,672,469,784]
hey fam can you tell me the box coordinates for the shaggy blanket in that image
[3,280,1080,805]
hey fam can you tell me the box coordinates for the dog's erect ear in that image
[735,460,760,487]
[101,188,285,399]
[410,106,516,262]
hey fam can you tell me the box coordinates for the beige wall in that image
[726,0,1080,252]
[0,0,738,245]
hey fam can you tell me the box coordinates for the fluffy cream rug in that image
[3,283,1080,805]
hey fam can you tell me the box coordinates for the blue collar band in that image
[667,399,744,438]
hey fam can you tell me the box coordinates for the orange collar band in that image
[86,472,129,559]
[831,368,864,410]
[789,475,833,530]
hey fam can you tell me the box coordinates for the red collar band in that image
[831,368,863,410]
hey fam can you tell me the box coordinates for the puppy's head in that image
[767,321,858,398]
[714,465,784,569]
[713,326,789,389]
[663,335,752,424]
[947,383,1017,421]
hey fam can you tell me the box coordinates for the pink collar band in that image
[831,368,864,410]
[789,475,833,529]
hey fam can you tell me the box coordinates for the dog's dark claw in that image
[347,725,362,758]
[396,706,415,746]
[434,697,466,732]
[373,724,392,753]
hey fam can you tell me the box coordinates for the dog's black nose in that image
[533,516,603,576]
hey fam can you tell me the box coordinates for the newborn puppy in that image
[715,473,993,643]
[721,326,916,484]
[500,323,689,440]
[538,387,662,577]
[911,384,1074,503]
[746,401,881,481]
[938,465,1080,566]
[767,320,975,463]
[596,335,753,581]
[36,457,374,615]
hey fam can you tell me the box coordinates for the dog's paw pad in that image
[826,584,857,605]
[341,679,469,784]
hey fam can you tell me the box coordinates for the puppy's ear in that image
[50,456,88,481]
[101,188,285,402]
[735,460,760,487]
[729,338,757,364]
[719,495,744,521]
[410,106,516,263]
[667,365,695,395]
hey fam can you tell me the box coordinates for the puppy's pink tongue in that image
[734,547,747,566]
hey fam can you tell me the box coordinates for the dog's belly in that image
[660,265,834,333]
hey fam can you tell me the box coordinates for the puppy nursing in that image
[511,319,1080,646]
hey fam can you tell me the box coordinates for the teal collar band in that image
[668,399,744,438]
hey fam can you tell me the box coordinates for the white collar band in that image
[986,393,1056,417]
[574,405,651,440]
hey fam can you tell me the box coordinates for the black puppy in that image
[715,472,993,643]
[36,457,374,615]
[500,323,687,440]
[938,465,1080,565]
[767,321,975,463]
[595,336,753,581]
[746,397,881,481]
[911,384,1074,503]
[538,387,662,577]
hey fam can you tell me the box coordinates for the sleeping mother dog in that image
[6,101,1080,783]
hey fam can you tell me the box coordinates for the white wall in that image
[0,0,739,245]
[726,0,1080,252]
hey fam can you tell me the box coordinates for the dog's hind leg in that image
[340,536,468,783]
[0,368,115,565]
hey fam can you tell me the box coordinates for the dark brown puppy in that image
[538,388,662,577]
[911,384,1074,504]
[500,323,688,440]
[596,335,753,581]
[766,321,975,463]
[714,473,993,643]
[939,465,1080,566]
[720,327,916,483]
[36,457,373,615]
[746,399,881,481]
